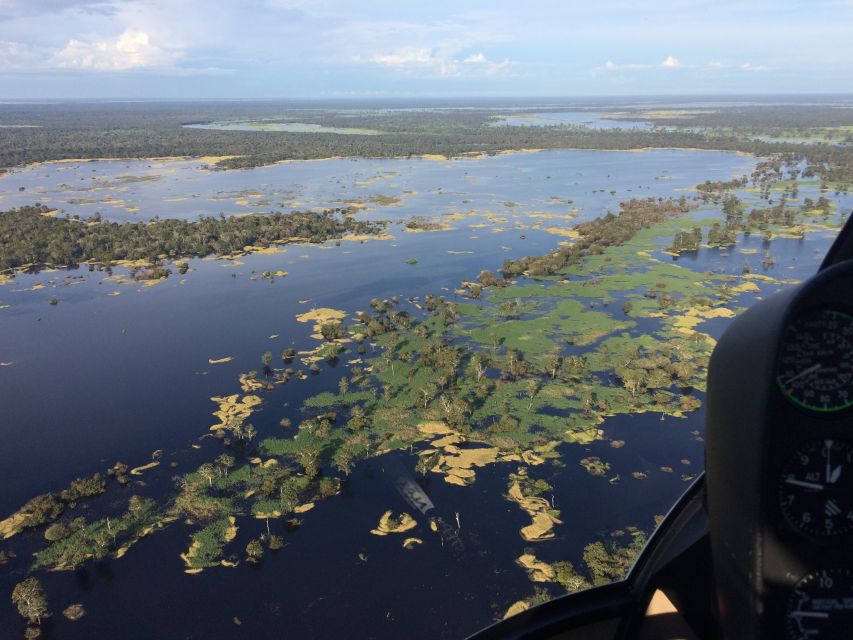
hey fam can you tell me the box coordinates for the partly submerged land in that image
[0,101,851,639]
[2,175,846,627]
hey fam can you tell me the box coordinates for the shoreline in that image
[1,146,759,174]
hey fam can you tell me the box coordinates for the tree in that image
[415,451,441,476]
[320,321,344,341]
[544,351,563,379]
[440,395,472,432]
[43,523,70,542]
[12,578,49,626]
[346,405,368,432]
[298,440,321,479]
[418,382,438,409]
[552,561,591,593]
[197,463,217,488]
[246,539,264,564]
[261,351,272,366]
[469,353,488,383]
[279,478,301,514]
[525,379,541,411]
[216,454,236,477]
[332,446,354,476]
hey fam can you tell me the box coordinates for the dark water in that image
[0,149,844,639]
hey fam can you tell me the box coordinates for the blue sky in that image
[1,0,852,98]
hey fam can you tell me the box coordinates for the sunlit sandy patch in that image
[503,600,530,619]
[507,481,562,542]
[209,394,263,430]
[540,227,581,239]
[295,307,347,339]
[516,553,555,582]
[130,461,160,476]
[402,537,423,549]
[370,511,417,536]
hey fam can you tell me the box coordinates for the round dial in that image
[779,439,853,536]
[776,309,853,412]
[786,568,853,640]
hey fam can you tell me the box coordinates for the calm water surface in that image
[0,149,843,639]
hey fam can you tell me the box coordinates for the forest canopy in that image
[1,102,851,185]
[0,205,384,270]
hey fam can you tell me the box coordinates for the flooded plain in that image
[0,147,845,639]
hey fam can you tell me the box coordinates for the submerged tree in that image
[216,454,236,478]
[12,578,50,626]
[246,539,264,564]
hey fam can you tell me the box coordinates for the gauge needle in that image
[827,442,833,483]
[789,611,830,619]
[786,478,824,490]
[785,363,823,386]
[829,465,843,484]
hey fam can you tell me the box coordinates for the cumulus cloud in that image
[366,47,510,77]
[370,47,434,67]
[594,55,769,76]
[740,62,768,71]
[52,29,180,71]
[0,40,36,68]
[591,59,650,75]
[704,60,769,71]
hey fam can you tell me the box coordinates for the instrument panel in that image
[707,258,853,640]
[776,308,853,413]
[767,272,853,639]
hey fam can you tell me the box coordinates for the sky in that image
[1,0,852,99]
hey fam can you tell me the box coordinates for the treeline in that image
[637,104,853,132]
[501,197,694,277]
[696,176,749,198]
[0,205,384,270]
[669,193,838,253]
[2,102,852,185]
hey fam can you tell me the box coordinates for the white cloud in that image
[52,29,180,71]
[366,47,510,77]
[740,62,768,71]
[370,47,434,67]
[595,55,745,75]
[0,40,38,68]
[591,59,651,75]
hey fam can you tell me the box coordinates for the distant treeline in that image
[501,197,694,277]
[0,205,384,270]
[1,102,852,185]
[635,105,853,132]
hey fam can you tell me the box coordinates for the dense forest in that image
[623,104,853,132]
[1,102,851,185]
[0,205,384,270]
[500,197,694,277]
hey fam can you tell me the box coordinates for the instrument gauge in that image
[776,309,853,413]
[786,568,853,640]
[779,439,853,537]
